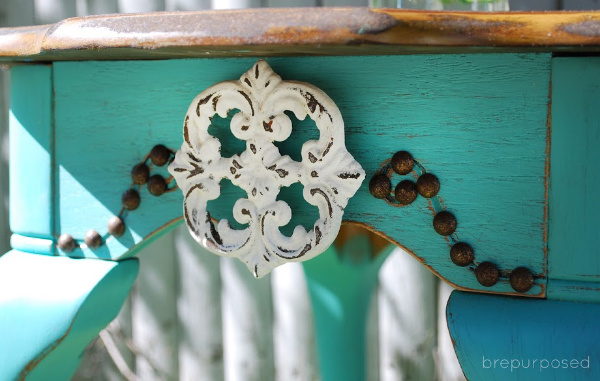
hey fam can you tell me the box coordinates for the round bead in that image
[122,188,141,210]
[416,173,440,198]
[394,180,417,205]
[150,144,171,166]
[57,233,76,253]
[107,216,126,237]
[131,163,150,185]
[391,151,414,175]
[433,211,457,236]
[148,175,167,196]
[510,267,534,293]
[475,262,499,287]
[450,242,474,266]
[369,174,391,199]
[84,230,102,249]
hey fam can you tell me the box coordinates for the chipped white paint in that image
[169,60,364,277]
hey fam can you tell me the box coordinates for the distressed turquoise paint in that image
[304,237,394,381]
[549,58,600,288]
[0,250,138,380]
[447,291,599,380]
[547,279,600,304]
[9,65,54,242]
[53,54,549,294]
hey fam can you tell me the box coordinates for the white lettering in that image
[510,359,520,372]
[482,356,491,369]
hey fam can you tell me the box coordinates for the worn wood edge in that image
[119,216,545,298]
[543,69,552,278]
[445,291,469,381]
[2,45,597,63]
[2,8,600,61]
[547,279,600,304]
[341,220,546,299]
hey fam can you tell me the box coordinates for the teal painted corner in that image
[303,236,395,381]
[9,64,53,242]
[447,291,599,381]
[548,57,600,302]
[0,251,138,380]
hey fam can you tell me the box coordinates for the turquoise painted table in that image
[1,8,600,380]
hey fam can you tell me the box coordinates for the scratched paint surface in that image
[549,57,600,285]
[52,55,550,295]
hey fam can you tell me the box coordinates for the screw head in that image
[85,230,102,249]
[148,175,167,196]
[150,144,171,166]
[57,234,76,253]
[122,188,141,210]
[391,151,414,175]
[131,163,150,185]
[369,174,391,199]
[433,211,457,236]
[394,180,417,205]
[450,242,474,266]
[416,173,440,198]
[475,261,499,287]
[510,267,534,293]
[107,216,126,237]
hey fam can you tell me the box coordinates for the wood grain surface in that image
[2,8,600,60]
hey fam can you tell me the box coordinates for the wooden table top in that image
[1,8,600,61]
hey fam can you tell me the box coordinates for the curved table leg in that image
[303,234,394,381]
[447,290,600,380]
[0,250,138,380]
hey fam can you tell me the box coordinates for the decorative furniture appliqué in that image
[169,60,364,277]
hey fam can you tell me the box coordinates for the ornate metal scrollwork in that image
[169,60,364,277]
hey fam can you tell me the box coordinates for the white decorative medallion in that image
[169,60,364,277]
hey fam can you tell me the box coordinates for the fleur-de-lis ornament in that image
[169,60,364,277]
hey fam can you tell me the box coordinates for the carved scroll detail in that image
[169,60,364,277]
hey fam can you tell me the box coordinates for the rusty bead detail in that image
[391,151,414,175]
[108,216,126,237]
[122,188,141,210]
[475,262,499,287]
[150,144,171,166]
[510,267,534,293]
[131,163,150,185]
[148,175,167,196]
[369,174,391,199]
[57,234,76,253]
[394,180,417,205]
[416,173,440,198]
[85,230,102,249]
[450,242,474,267]
[433,211,457,236]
